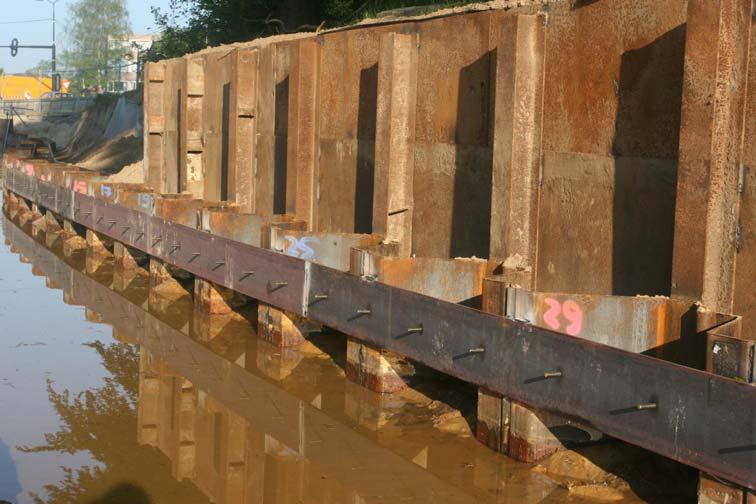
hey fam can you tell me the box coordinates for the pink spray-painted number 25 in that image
[543,298,583,336]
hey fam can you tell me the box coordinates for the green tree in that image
[146,0,469,61]
[62,0,132,90]
[24,60,53,76]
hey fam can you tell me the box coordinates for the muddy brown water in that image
[0,203,693,503]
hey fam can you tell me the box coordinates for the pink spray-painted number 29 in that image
[543,298,583,336]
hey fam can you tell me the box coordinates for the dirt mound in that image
[56,91,143,170]
[77,133,143,175]
[8,91,144,179]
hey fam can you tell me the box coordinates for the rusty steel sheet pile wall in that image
[7,0,756,494]
[142,0,691,300]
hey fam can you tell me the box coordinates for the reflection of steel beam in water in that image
[3,217,489,503]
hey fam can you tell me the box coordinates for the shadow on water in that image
[0,438,22,504]
[90,484,152,504]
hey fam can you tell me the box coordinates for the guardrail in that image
[1,97,95,118]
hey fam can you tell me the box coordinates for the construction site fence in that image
[0,97,96,119]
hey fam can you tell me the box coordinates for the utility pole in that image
[36,0,60,90]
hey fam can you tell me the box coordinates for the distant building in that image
[107,34,160,92]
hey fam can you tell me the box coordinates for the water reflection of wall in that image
[137,348,323,503]
[4,214,561,504]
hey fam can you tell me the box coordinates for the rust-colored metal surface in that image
[269,228,382,270]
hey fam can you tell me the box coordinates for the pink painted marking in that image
[542,297,584,336]
[562,299,583,336]
[543,298,561,331]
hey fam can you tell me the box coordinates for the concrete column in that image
[41,211,63,238]
[194,277,248,315]
[150,257,191,303]
[344,383,405,431]
[18,202,40,227]
[85,250,110,275]
[372,32,419,257]
[62,219,87,256]
[228,48,259,212]
[345,337,409,394]
[4,190,18,207]
[286,39,321,229]
[254,339,304,382]
[86,229,113,256]
[114,241,147,270]
[30,212,48,236]
[257,303,308,347]
[476,388,510,453]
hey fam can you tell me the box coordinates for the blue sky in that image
[0,0,172,74]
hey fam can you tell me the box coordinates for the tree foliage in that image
[24,60,53,76]
[146,0,469,61]
[19,341,205,503]
[62,0,132,90]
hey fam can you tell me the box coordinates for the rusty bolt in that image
[636,403,657,411]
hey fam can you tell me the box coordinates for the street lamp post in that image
[36,0,59,74]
